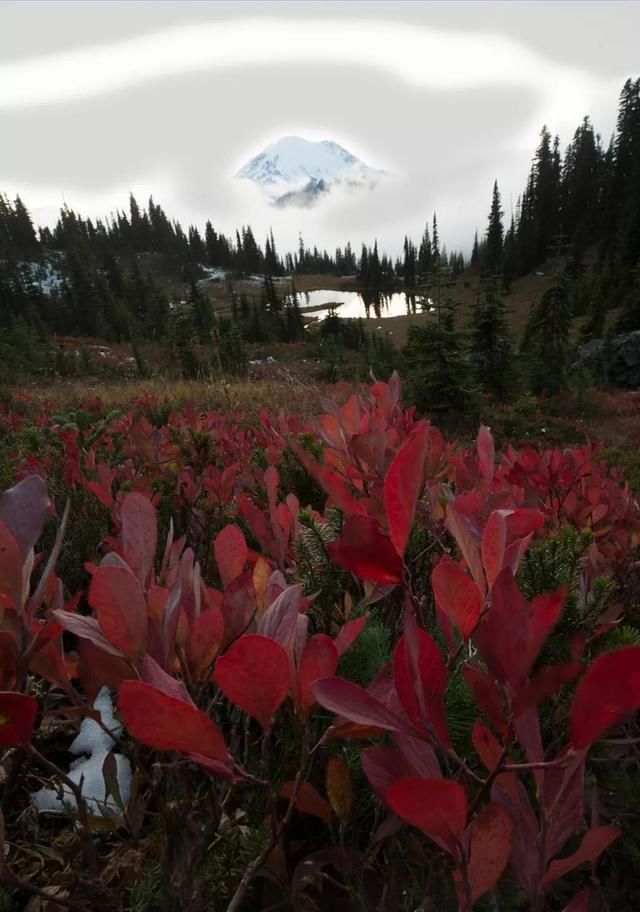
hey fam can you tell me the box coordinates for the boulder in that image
[573,330,640,387]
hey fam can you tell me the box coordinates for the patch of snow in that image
[31,687,132,819]
[16,257,65,296]
[200,266,226,280]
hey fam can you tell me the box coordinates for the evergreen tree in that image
[502,217,517,288]
[533,126,561,263]
[471,230,479,267]
[616,261,640,332]
[521,237,574,393]
[264,228,280,276]
[403,267,477,414]
[403,236,417,287]
[469,276,515,399]
[561,117,603,256]
[188,279,212,340]
[432,213,440,263]
[484,180,504,276]
[12,195,40,259]
[283,283,305,341]
[418,222,432,277]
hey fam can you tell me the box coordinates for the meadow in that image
[0,373,639,911]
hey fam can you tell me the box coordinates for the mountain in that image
[236,136,385,207]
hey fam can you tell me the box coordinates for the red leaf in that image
[386,778,467,859]
[513,663,581,717]
[459,802,513,903]
[363,737,441,804]
[186,606,224,680]
[526,589,566,672]
[560,888,591,912]
[477,425,495,484]
[280,780,331,823]
[287,439,366,516]
[543,752,586,863]
[472,568,528,688]
[0,692,37,747]
[221,571,257,645]
[384,421,429,557]
[77,639,130,702]
[186,753,237,778]
[119,680,227,760]
[214,525,248,589]
[491,770,541,900]
[362,745,404,803]
[311,676,410,733]
[141,654,192,703]
[481,511,507,589]
[89,565,147,659]
[0,521,22,613]
[394,628,449,746]
[120,492,157,586]
[472,722,504,772]
[432,559,482,640]
[257,584,302,648]
[296,635,339,722]
[505,508,544,540]
[464,667,507,736]
[540,826,620,889]
[333,615,368,657]
[214,634,289,728]
[394,732,442,779]
[327,516,402,584]
[444,500,486,597]
[53,610,127,658]
[570,645,640,749]
[0,475,50,560]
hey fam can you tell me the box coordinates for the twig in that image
[28,746,97,875]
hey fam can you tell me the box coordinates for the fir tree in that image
[432,213,440,263]
[484,181,504,276]
[469,276,515,400]
[403,236,417,287]
[403,267,477,414]
[521,237,574,393]
[418,223,432,277]
[471,230,479,267]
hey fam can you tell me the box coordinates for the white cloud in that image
[0,13,623,258]
[0,17,605,129]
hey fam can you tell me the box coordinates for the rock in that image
[573,330,640,387]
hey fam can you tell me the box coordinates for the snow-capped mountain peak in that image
[236,136,384,208]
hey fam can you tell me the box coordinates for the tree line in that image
[473,77,640,337]
[0,77,639,396]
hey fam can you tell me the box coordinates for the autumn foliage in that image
[1,375,640,910]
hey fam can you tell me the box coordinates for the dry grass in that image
[5,374,329,420]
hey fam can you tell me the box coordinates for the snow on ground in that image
[15,256,65,295]
[31,687,132,819]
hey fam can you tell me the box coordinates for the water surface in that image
[300,289,434,320]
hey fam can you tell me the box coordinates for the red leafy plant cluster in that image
[0,376,640,911]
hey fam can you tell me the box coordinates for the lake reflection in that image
[301,289,434,320]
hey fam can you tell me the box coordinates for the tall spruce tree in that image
[469,275,515,400]
[521,237,574,393]
[484,180,504,276]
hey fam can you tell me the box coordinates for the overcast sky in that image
[1,0,639,257]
